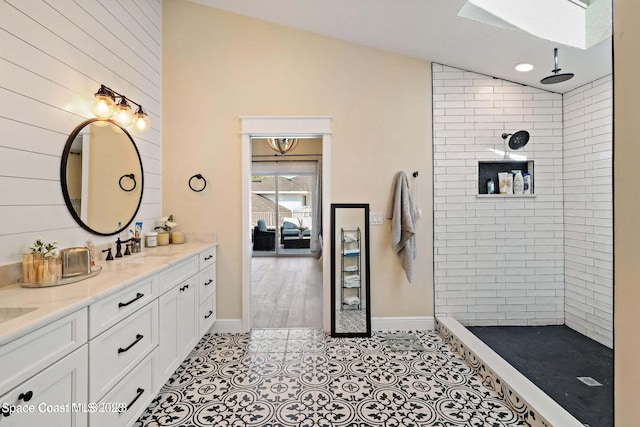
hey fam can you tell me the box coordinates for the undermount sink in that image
[119,253,173,264]
[0,307,37,324]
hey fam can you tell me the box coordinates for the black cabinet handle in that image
[180,284,189,292]
[204,279,213,286]
[118,292,144,308]
[1,406,11,417]
[18,391,33,402]
[120,387,144,413]
[204,255,213,261]
[204,310,213,319]
[117,334,144,354]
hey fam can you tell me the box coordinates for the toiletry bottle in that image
[523,173,531,194]
[486,178,495,194]
[86,236,96,267]
[512,170,524,195]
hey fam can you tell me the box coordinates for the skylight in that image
[458,0,611,50]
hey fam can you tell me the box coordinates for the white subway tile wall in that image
[563,76,613,348]
[433,64,613,348]
[432,64,565,327]
[0,1,162,265]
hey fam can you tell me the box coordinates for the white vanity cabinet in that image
[0,309,88,427]
[0,242,217,427]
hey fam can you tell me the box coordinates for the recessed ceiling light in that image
[515,63,535,72]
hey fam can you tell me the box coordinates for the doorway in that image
[250,140,322,328]
[240,116,333,332]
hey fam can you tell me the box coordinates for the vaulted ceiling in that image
[189,0,612,93]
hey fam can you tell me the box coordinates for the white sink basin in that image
[119,253,173,264]
[0,307,37,324]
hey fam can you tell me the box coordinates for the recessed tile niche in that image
[477,160,535,196]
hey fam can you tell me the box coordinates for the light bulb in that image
[91,89,115,119]
[133,107,151,132]
[113,98,134,127]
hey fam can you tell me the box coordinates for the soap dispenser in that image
[86,236,96,267]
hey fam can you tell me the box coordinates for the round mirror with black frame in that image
[60,118,144,236]
[330,203,371,338]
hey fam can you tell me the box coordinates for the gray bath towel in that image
[386,171,416,282]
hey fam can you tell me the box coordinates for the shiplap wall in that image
[0,0,162,265]
[432,64,565,326]
[563,76,613,348]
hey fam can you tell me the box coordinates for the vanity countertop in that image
[0,241,216,346]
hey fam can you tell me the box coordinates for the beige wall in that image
[163,0,433,321]
[614,0,640,423]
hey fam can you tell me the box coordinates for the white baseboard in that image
[371,316,435,331]
[210,319,244,333]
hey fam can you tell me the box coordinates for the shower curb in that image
[436,317,584,427]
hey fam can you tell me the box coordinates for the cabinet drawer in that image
[0,308,87,394]
[199,264,216,303]
[89,349,157,427]
[157,256,198,295]
[0,345,88,427]
[198,293,216,337]
[89,276,157,338]
[198,247,216,270]
[89,301,158,401]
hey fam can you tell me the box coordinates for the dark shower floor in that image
[467,325,613,427]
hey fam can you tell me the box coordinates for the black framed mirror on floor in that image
[330,203,371,337]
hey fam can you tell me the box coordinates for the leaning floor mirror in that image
[331,203,371,337]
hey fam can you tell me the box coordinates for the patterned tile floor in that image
[135,329,525,426]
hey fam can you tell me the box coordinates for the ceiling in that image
[188,0,612,94]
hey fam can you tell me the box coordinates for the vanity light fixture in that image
[91,85,151,132]
[266,138,299,155]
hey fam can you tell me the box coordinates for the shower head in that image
[540,48,574,85]
[502,130,530,150]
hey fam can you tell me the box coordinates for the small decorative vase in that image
[34,254,61,286]
[157,231,170,246]
[171,231,185,244]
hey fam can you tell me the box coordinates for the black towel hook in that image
[412,171,419,178]
[119,173,137,192]
[189,174,207,192]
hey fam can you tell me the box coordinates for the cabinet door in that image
[178,276,198,354]
[0,345,88,427]
[157,276,198,385]
[157,285,179,384]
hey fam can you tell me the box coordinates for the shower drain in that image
[576,376,603,386]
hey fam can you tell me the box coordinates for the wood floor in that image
[251,257,322,329]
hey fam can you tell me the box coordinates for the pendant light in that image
[267,138,299,155]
